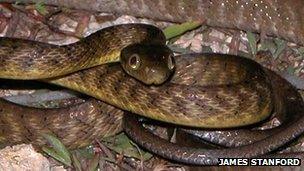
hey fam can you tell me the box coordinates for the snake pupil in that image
[129,54,141,69]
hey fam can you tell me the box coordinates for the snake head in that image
[120,44,175,85]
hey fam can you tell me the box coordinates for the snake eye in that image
[129,54,141,70]
[167,55,174,70]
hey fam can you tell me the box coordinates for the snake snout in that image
[147,68,172,85]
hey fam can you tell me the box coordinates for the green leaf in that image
[259,39,277,54]
[287,66,296,75]
[163,21,202,40]
[41,133,71,166]
[74,146,95,159]
[87,154,100,171]
[273,38,286,59]
[237,51,252,59]
[102,133,152,160]
[102,157,116,163]
[167,44,194,54]
[246,31,257,56]
[298,47,304,57]
[35,1,48,15]
[14,0,24,5]
[71,152,82,171]
[201,45,213,54]
[42,147,72,167]
[130,140,153,160]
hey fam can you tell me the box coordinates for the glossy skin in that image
[180,67,291,148]
[120,44,174,85]
[4,0,304,45]
[124,66,304,165]
[0,24,175,148]
[1,0,304,164]
[0,54,274,150]
[0,98,123,149]
[0,24,174,85]
[48,54,272,128]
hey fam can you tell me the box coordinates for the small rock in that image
[0,144,61,171]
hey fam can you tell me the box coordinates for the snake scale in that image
[0,0,304,165]
[124,58,304,165]
[0,23,273,146]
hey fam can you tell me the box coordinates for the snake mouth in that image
[149,71,173,85]
[144,67,173,85]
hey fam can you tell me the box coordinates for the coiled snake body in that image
[0,24,273,145]
[0,0,304,166]
[0,24,273,129]
[124,54,304,165]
